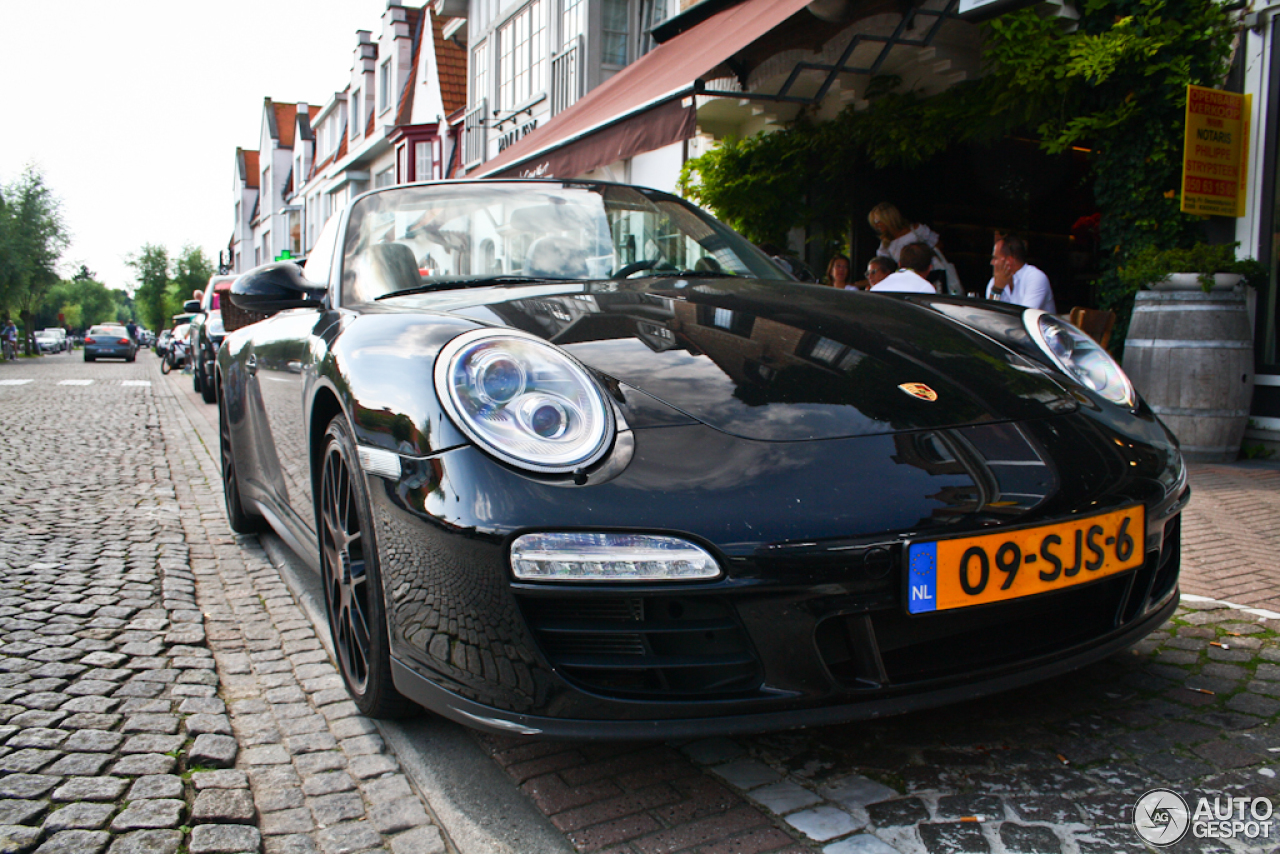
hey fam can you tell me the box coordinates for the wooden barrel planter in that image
[1122,288,1254,463]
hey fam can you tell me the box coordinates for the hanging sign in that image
[1181,85,1251,217]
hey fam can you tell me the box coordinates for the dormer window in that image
[351,90,362,139]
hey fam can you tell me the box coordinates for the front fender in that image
[319,312,475,458]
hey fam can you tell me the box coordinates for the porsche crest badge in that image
[898,383,938,402]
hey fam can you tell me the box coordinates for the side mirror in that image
[182,300,201,313]
[231,263,326,315]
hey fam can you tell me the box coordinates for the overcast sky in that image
[1,0,393,294]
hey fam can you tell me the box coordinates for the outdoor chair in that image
[1068,306,1117,349]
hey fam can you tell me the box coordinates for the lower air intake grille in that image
[517,595,763,700]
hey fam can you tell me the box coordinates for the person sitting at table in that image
[870,243,938,294]
[824,254,853,289]
[862,256,894,290]
[985,232,1056,312]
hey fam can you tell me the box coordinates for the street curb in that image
[1180,594,1280,622]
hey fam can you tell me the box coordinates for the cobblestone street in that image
[0,354,446,854]
[0,352,1277,854]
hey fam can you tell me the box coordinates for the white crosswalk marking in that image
[58,380,94,386]
[121,381,151,387]
[0,379,33,385]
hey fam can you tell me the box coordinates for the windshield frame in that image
[338,180,791,308]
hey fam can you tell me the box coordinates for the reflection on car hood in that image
[403,278,1075,441]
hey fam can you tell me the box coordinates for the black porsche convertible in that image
[217,179,1187,738]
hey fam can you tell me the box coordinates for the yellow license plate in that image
[906,505,1145,614]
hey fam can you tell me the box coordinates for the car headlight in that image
[435,328,614,473]
[1024,309,1136,408]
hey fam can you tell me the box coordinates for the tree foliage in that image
[35,277,122,330]
[128,243,215,333]
[129,244,171,334]
[167,245,215,321]
[0,166,68,351]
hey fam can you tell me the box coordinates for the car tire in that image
[200,359,217,404]
[320,416,416,719]
[218,390,268,535]
[84,354,94,362]
[193,360,203,393]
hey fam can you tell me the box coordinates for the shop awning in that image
[477,0,818,179]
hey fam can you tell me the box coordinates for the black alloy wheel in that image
[319,417,414,718]
[218,388,266,534]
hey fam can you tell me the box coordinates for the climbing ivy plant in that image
[679,0,1236,334]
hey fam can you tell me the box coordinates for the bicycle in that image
[2,338,15,362]
[160,340,188,375]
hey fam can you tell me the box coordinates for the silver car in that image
[34,330,64,354]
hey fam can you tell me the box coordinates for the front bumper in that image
[391,587,1179,738]
[366,407,1186,738]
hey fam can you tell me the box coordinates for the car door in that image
[244,307,336,541]
[246,215,345,540]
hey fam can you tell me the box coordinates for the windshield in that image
[340,181,789,306]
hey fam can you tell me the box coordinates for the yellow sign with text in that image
[1181,85,1251,217]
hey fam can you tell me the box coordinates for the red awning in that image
[477,0,817,179]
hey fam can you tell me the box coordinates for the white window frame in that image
[472,40,489,111]
[561,0,585,50]
[351,90,362,139]
[497,0,546,112]
[415,141,431,181]
[379,58,392,114]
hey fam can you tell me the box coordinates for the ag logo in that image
[1133,789,1190,846]
[898,382,938,402]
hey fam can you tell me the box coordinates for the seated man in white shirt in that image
[869,242,938,294]
[985,233,1057,312]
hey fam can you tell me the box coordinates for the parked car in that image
[41,328,68,352]
[186,275,237,404]
[217,180,1187,738]
[83,324,137,362]
[34,330,65,354]
[155,329,173,358]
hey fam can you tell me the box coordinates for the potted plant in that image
[1118,242,1265,292]
[1119,241,1266,463]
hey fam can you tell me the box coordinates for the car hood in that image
[405,278,1074,441]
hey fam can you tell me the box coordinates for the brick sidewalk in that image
[1179,462,1280,615]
